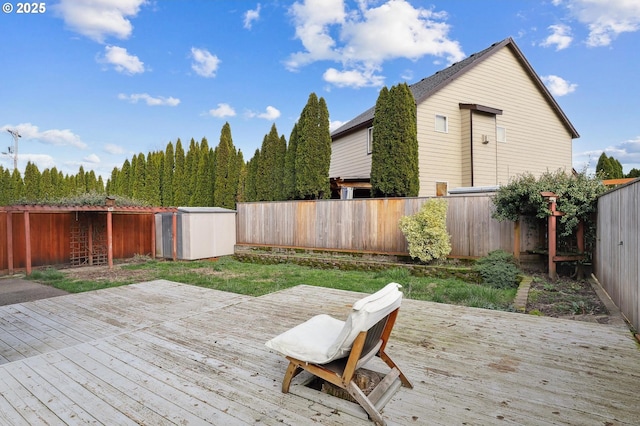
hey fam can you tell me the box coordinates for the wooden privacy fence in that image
[595,179,640,331]
[236,195,541,258]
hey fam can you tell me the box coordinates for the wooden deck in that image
[0,280,638,425]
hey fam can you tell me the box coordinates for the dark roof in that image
[331,37,579,139]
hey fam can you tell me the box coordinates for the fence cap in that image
[177,207,237,214]
[448,186,498,195]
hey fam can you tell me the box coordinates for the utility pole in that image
[3,129,21,172]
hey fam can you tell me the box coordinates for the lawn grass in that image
[28,256,518,311]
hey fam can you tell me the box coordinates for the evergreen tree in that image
[595,152,623,179]
[97,176,105,193]
[162,142,175,206]
[275,134,287,200]
[295,93,331,199]
[107,167,118,195]
[610,157,624,179]
[236,150,246,203]
[119,159,132,197]
[214,123,239,209]
[173,139,187,206]
[192,138,212,206]
[257,125,285,201]
[283,123,299,200]
[132,153,146,200]
[245,149,260,202]
[255,134,270,201]
[86,170,98,193]
[50,167,63,198]
[11,168,24,201]
[145,151,162,205]
[627,168,640,178]
[0,166,12,205]
[40,168,54,201]
[184,138,199,205]
[23,161,41,201]
[371,82,419,197]
[76,166,87,193]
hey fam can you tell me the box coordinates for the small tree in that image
[399,198,451,263]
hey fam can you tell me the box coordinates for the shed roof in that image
[331,37,579,140]
[177,207,237,213]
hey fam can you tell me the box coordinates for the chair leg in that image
[282,361,302,393]
[380,351,413,389]
[346,381,386,426]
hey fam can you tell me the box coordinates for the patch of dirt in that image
[62,263,157,283]
[525,274,611,323]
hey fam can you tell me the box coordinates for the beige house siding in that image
[416,46,573,196]
[329,127,371,179]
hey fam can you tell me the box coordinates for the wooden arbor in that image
[540,192,585,279]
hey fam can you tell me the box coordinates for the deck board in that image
[0,280,638,425]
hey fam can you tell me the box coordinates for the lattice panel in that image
[70,213,108,267]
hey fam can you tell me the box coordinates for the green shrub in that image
[398,199,451,263]
[474,250,520,289]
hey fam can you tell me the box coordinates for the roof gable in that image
[331,37,579,139]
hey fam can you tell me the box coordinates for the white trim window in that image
[497,126,507,143]
[367,126,373,154]
[435,115,448,133]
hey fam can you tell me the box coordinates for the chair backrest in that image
[326,282,403,361]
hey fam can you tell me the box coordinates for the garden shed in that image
[156,207,236,260]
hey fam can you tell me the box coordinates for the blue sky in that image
[1,0,639,180]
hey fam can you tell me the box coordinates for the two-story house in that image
[329,37,579,198]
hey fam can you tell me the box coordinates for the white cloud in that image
[20,154,57,171]
[83,153,101,164]
[574,136,640,172]
[118,93,180,106]
[1,123,87,149]
[258,106,281,120]
[101,45,145,74]
[190,47,220,78]
[323,67,384,88]
[244,4,261,29]
[558,0,640,46]
[104,143,125,155]
[541,24,573,50]
[208,103,236,118]
[330,120,347,132]
[54,0,147,43]
[605,137,640,163]
[541,75,577,96]
[287,0,464,88]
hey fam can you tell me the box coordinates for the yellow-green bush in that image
[398,199,451,263]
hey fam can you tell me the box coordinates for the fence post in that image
[6,211,13,274]
[513,219,520,260]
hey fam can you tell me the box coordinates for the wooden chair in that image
[265,283,412,426]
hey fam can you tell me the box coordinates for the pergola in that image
[1,202,178,275]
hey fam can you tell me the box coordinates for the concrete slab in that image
[0,277,68,306]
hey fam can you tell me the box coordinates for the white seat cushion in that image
[266,283,403,364]
[265,314,345,364]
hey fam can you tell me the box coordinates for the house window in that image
[367,127,373,154]
[436,181,448,197]
[435,115,448,133]
[497,126,506,143]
